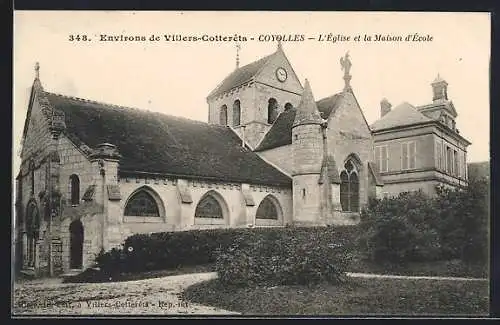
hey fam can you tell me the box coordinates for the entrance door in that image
[69,220,84,269]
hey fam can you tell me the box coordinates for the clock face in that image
[276,67,287,82]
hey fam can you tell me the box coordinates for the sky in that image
[13,11,490,179]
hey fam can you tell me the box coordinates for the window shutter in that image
[402,143,408,170]
[381,146,388,172]
[409,142,416,169]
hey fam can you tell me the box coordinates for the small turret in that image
[431,74,448,102]
[293,79,323,127]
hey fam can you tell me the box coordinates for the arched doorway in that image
[69,220,84,269]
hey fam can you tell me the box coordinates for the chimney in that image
[380,98,392,117]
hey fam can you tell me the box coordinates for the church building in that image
[14,43,470,277]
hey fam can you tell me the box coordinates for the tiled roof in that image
[45,92,291,186]
[371,102,432,132]
[316,93,342,119]
[255,92,343,152]
[207,52,276,99]
[255,108,296,151]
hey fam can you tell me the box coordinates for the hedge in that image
[216,226,354,287]
[95,226,360,277]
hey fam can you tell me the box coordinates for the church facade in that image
[14,45,470,277]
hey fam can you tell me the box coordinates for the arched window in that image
[124,190,160,217]
[232,100,241,126]
[195,193,223,219]
[256,196,279,220]
[284,102,293,111]
[219,105,228,126]
[339,159,360,212]
[70,174,80,205]
[267,98,279,124]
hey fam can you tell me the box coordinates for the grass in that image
[347,257,488,279]
[181,277,489,316]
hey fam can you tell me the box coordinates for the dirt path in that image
[13,272,239,315]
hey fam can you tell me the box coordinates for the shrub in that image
[94,226,359,279]
[216,226,353,287]
[357,178,489,266]
[434,178,489,263]
[357,190,442,265]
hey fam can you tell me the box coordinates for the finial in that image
[277,40,282,50]
[35,62,40,79]
[339,51,352,90]
[236,43,241,69]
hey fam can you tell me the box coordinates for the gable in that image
[20,89,53,162]
[327,91,372,139]
[254,48,303,95]
[207,53,274,99]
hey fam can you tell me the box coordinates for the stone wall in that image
[327,91,374,211]
[106,175,293,248]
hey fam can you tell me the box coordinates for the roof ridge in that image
[45,90,231,128]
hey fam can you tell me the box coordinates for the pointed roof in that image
[207,50,278,99]
[432,73,447,84]
[371,101,432,132]
[293,79,323,127]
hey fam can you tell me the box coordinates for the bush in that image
[357,178,489,266]
[357,191,441,265]
[94,226,359,280]
[216,226,354,287]
[434,178,489,263]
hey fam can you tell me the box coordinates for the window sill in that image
[194,217,226,225]
[123,216,165,223]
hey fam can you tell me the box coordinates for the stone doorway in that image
[69,220,84,269]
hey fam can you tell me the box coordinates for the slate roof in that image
[371,102,433,132]
[207,52,276,99]
[45,92,291,186]
[255,92,343,152]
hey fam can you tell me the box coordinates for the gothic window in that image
[340,159,360,212]
[256,196,279,220]
[70,174,80,205]
[284,102,293,111]
[219,105,228,126]
[124,190,160,217]
[232,100,241,126]
[267,98,279,124]
[195,193,223,219]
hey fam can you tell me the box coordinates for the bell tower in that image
[206,43,303,148]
